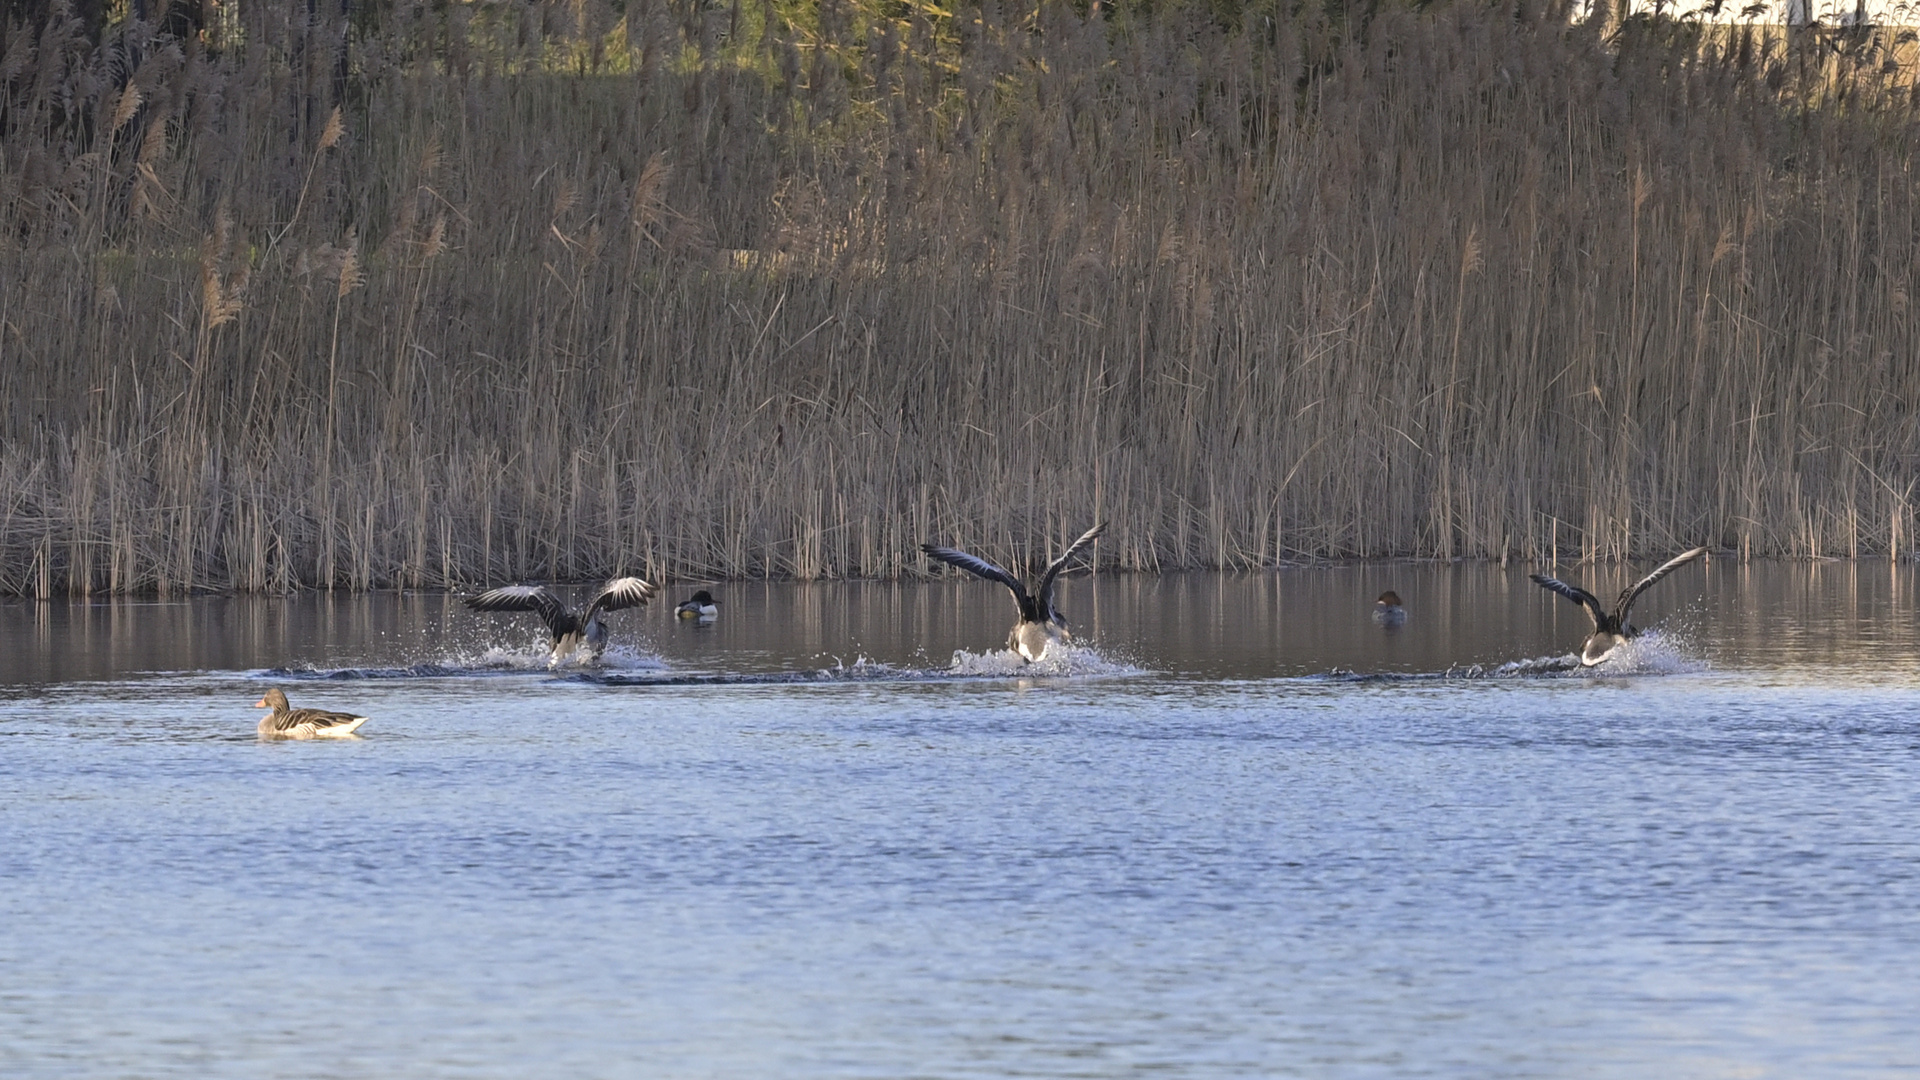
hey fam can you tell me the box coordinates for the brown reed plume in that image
[1,0,1918,595]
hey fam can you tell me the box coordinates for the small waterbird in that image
[675,590,719,622]
[920,523,1105,663]
[254,688,369,739]
[1372,591,1407,626]
[465,576,657,665]
[1529,547,1709,666]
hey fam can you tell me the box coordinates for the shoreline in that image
[5,552,1915,602]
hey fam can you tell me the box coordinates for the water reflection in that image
[4,565,1919,1077]
[1,560,1913,684]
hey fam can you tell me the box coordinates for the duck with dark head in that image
[676,590,719,622]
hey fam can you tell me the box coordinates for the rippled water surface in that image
[4,562,1919,1078]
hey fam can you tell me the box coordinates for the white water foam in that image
[464,639,669,672]
[1568,629,1708,676]
[593,643,672,671]
[815,655,906,677]
[262,640,672,680]
[468,645,555,671]
[1472,630,1708,679]
[943,642,1143,677]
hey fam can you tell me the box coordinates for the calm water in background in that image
[3,562,1918,1077]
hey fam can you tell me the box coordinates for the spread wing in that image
[1614,546,1708,623]
[586,576,657,619]
[1529,573,1606,630]
[466,585,570,635]
[1035,522,1106,617]
[921,542,1033,612]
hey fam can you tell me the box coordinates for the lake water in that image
[4,561,1918,1077]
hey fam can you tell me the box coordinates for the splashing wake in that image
[942,642,1142,677]
[266,640,671,680]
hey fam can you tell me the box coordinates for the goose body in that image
[1372,591,1407,626]
[465,576,657,665]
[254,688,368,739]
[676,590,719,622]
[921,523,1105,663]
[1530,547,1708,666]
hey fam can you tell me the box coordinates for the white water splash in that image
[1571,630,1708,676]
[943,642,1142,677]
[808,655,908,679]
[469,645,554,670]
[440,641,671,673]
[594,643,672,671]
[1473,630,1708,679]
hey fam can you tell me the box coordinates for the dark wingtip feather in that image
[1615,546,1710,621]
[920,542,1028,602]
[590,576,657,616]
[1530,573,1605,627]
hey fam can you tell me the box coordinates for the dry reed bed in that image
[1,0,1917,595]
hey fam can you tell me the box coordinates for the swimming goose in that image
[254,688,369,739]
[1530,547,1708,666]
[465,576,657,665]
[1372,591,1407,626]
[675,590,719,622]
[920,523,1105,663]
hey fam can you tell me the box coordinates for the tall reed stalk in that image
[2,0,1917,595]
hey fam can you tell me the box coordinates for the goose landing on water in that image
[465,577,657,666]
[1530,547,1709,666]
[920,523,1105,663]
[254,688,369,739]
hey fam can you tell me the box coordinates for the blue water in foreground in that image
[3,563,1918,1077]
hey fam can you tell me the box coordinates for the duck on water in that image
[465,576,657,666]
[920,523,1105,663]
[676,590,719,622]
[1530,547,1709,666]
[1372,591,1407,626]
[254,688,369,739]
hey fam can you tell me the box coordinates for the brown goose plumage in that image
[254,688,369,739]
